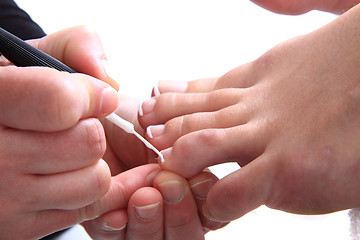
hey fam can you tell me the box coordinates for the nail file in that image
[0,26,164,162]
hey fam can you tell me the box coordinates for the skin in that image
[0,26,225,239]
[139,3,360,222]
[86,93,226,240]
[84,171,222,240]
[250,0,360,14]
[0,26,119,239]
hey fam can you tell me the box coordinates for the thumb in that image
[203,157,275,222]
[31,26,119,90]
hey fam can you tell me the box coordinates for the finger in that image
[0,66,118,131]
[29,26,119,90]
[145,104,250,150]
[139,88,244,126]
[153,78,218,96]
[189,171,228,232]
[154,171,204,240]
[82,209,127,240]
[212,63,258,89]
[203,155,274,222]
[1,118,106,174]
[160,124,266,178]
[78,164,161,221]
[153,62,255,95]
[126,187,163,240]
[27,159,111,211]
[31,164,161,239]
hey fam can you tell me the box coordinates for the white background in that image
[14,0,351,239]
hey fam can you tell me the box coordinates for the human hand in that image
[93,93,228,239]
[83,169,227,240]
[250,0,360,14]
[0,26,119,239]
[139,6,360,222]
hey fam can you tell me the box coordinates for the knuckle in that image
[175,129,225,161]
[196,129,225,148]
[206,89,225,105]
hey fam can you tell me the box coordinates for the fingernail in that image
[100,87,119,116]
[146,125,165,139]
[140,98,156,116]
[202,205,227,223]
[158,80,188,93]
[138,102,144,116]
[160,147,172,164]
[153,81,161,96]
[102,222,127,231]
[102,59,120,90]
[135,202,161,221]
[158,180,185,204]
[202,205,217,222]
[190,179,214,200]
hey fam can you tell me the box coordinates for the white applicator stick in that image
[105,113,164,163]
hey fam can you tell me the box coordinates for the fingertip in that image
[85,77,119,119]
[152,81,161,96]
[154,171,204,239]
[202,192,235,223]
[204,159,273,222]
[99,209,128,231]
[126,187,163,239]
[154,171,188,204]
[130,187,163,221]
[189,172,218,200]
[159,138,205,178]
[189,171,228,231]
[138,101,144,117]
[137,98,157,128]
[129,187,162,206]
[101,59,120,91]
[98,86,119,117]
[157,147,172,169]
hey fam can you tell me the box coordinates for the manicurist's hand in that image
[0,26,119,239]
[138,4,360,222]
[41,27,227,239]
[83,169,226,240]
[84,93,227,239]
